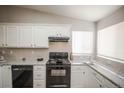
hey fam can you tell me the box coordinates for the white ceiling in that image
[20,5,122,22]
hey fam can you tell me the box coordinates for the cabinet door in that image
[19,25,33,47]
[0,66,2,88]
[71,66,101,88]
[33,26,49,48]
[59,26,71,37]
[84,70,101,88]
[0,25,6,47]
[6,25,19,47]
[33,80,45,88]
[71,71,86,88]
[48,26,71,37]
[2,65,12,88]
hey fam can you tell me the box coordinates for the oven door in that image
[46,65,70,88]
[49,67,66,77]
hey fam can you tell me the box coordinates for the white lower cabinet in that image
[71,65,101,88]
[1,65,12,88]
[33,66,46,88]
[0,66,2,88]
[33,80,45,88]
[34,71,45,80]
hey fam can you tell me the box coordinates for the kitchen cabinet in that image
[48,25,71,37]
[71,65,101,88]
[0,23,71,48]
[1,65,12,88]
[19,25,49,48]
[0,66,2,88]
[6,25,19,47]
[33,66,46,88]
[19,25,34,47]
[0,25,6,47]
[33,26,49,48]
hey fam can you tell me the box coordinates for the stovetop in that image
[47,59,70,65]
[47,52,70,65]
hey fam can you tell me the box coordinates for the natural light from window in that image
[72,31,93,55]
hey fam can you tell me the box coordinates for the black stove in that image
[46,52,71,88]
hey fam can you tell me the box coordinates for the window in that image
[72,31,93,54]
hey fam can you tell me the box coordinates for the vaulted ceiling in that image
[20,5,122,22]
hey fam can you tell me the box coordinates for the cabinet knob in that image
[8,67,11,69]
[2,44,4,47]
[5,44,8,46]
[99,84,102,87]
[83,72,85,74]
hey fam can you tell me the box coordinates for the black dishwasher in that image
[12,65,33,88]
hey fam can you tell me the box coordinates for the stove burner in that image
[47,52,70,65]
[57,59,63,64]
[48,59,70,65]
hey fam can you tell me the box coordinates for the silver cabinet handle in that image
[8,67,11,69]
[5,44,8,46]
[2,44,4,47]
[99,84,102,87]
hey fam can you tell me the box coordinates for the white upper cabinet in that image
[48,25,71,37]
[59,25,71,37]
[6,25,19,47]
[0,25,6,47]
[33,26,49,48]
[19,25,33,47]
[0,23,71,48]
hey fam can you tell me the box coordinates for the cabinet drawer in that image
[71,66,87,71]
[33,71,45,80]
[33,80,45,88]
[34,66,45,71]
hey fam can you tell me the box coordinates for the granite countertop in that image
[0,60,47,66]
[70,60,92,66]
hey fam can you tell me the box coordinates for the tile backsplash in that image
[0,42,72,63]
